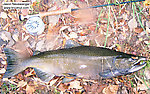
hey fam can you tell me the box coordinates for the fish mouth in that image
[99,57,147,78]
[127,58,147,73]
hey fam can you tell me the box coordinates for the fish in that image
[3,46,147,81]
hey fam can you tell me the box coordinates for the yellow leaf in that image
[144,0,150,6]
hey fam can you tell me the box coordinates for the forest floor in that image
[0,0,150,93]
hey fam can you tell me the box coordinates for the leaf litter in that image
[0,0,150,93]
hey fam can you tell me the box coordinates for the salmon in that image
[3,46,147,81]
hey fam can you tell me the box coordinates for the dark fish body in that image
[3,46,147,81]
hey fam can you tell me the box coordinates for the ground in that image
[0,0,150,93]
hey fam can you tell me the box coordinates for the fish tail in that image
[3,48,24,78]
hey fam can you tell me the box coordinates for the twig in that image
[104,0,111,47]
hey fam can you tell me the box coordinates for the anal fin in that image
[33,68,55,82]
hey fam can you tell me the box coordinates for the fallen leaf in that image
[48,6,61,27]
[25,69,35,77]
[134,27,143,33]
[72,3,96,25]
[144,41,150,44]
[12,41,31,58]
[1,61,7,65]
[68,3,78,9]
[58,83,69,92]
[17,80,27,88]
[21,9,29,16]
[12,33,19,42]
[128,18,137,31]
[23,35,30,41]
[102,85,119,94]
[137,82,149,91]
[116,44,122,51]
[69,80,82,90]
[78,30,87,36]
[144,67,150,79]
[0,68,6,74]
[26,85,35,94]
[0,32,9,41]
[0,12,7,19]
[69,32,78,38]
[144,0,150,6]
[35,39,45,51]
[49,77,60,86]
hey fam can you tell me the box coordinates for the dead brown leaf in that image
[17,80,27,88]
[24,69,35,77]
[58,83,69,92]
[134,27,143,33]
[128,18,137,31]
[72,3,97,24]
[0,12,8,19]
[26,85,35,94]
[102,85,119,94]
[21,9,29,16]
[69,80,82,90]
[12,41,32,58]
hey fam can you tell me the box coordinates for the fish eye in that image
[140,61,143,64]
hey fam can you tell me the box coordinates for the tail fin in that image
[3,48,24,78]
